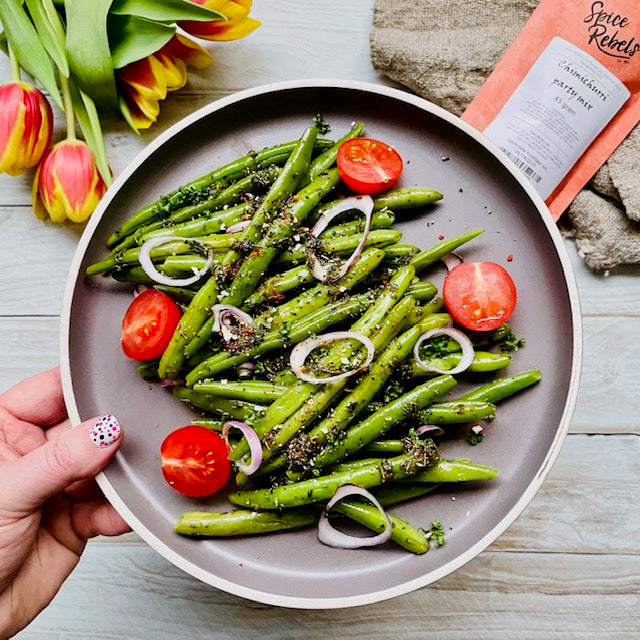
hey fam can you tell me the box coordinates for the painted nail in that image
[90,414,121,448]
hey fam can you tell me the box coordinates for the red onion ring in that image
[440,251,463,272]
[413,327,475,375]
[416,424,444,438]
[226,219,251,234]
[139,236,214,286]
[318,484,392,549]
[289,331,375,384]
[212,304,257,343]
[307,195,374,282]
[221,420,262,475]
[133,284,150,298]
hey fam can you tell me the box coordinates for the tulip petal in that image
[154,53,188,92]
[117,56,168,101]
[165,33,213,69]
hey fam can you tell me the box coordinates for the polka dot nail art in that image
[90,414,121,448]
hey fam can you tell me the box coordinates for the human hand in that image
[0,368,130,638]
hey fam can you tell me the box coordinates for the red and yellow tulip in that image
[179,0,260,41]
[117,34,213,130]
[0,81,53,176]
[33,139,109,223]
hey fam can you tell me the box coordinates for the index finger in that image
[0,367,67,426]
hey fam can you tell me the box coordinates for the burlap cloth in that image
[370,0,640,271]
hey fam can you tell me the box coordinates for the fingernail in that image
[90,414,121,448]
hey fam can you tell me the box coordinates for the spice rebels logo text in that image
[584,1,640,59]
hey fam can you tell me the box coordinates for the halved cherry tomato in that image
[160,425,231,497]
[336,138,403,195]
[442,261,517,332]
[120,289,181,361]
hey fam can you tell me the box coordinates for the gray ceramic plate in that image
[60,80,582,608]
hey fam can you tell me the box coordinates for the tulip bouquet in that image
[0,0,259,223]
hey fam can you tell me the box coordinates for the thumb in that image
[4,414,123,512]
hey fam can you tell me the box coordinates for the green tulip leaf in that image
[69,77,113,186]
[0,0,63,108]
[109,0,225,23]
[64,0,119,111]
[118,95,139,134]
[109,14,176,69]
[24,0,69,77]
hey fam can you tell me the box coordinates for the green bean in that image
[299,122,364,186]
[408,458,499,483]
[371,187,443,212]
[175,508,318,537]
[139,201,255,243]
[243,264,315,310]
[320,209,395,238]
[454,370,542,403]
[191,417,225,430]
[410,228,484,273]
[307,375,457,476]
[192,380,288,403]
[107,137,333,247]
[417,399,496,423]
[158,274,219,379]
[309,187,444,226]
[274,229,402,265]
[405,280,438,302]
[408,351,512,376]
[173,387,267,425]
[330,457,499,483]
[228,444,440,510]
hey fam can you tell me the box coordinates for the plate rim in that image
[59,78,583,609]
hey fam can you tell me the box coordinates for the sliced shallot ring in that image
[440,251,463,272]
[413,327,475,375]
[211,304,257,343]
[308,195,374,282]
[290,331,375,384]
[221,420,262,475]
[139,236,214,287]
[318,484,392,549]
[226,219,251,234]
[416,424,445,438]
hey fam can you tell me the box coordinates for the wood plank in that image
[2,316,638,435]
[15,545,640,639]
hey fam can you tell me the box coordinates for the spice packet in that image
[461,0,640,220]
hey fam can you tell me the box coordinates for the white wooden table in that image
[3,1,639,637]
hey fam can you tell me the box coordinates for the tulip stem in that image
[8,44,21,82]
[58,71,77,141]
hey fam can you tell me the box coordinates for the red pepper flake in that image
[438,234,445,240]
[507,254,513,262]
